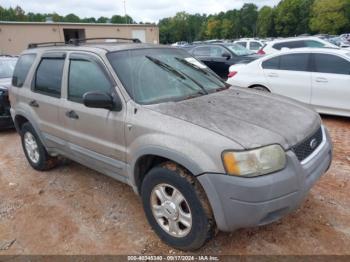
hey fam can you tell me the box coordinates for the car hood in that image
[0,78,11,90]
[146,88,321,150]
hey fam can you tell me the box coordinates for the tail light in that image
[228,71,237,78]
[257,48,266,55]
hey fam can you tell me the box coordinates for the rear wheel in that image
[141,162,215,250]
[20,122,58,171]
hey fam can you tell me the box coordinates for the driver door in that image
[60,52,127,179]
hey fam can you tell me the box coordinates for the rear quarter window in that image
[273,41,305,50]
[12,54,36,87]
[262,56,280,69]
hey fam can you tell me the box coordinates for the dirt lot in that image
[0,115,349,255]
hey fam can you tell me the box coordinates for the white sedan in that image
[227,48,350,117]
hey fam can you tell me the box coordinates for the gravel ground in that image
[0,115,349,255]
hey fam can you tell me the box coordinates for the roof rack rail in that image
[28,41,66,49]
[68,37,141,45]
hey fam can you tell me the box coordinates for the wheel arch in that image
[248,84,271,92]
[131,148,203,194]
[13,112,47,148]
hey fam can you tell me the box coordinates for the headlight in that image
[222,145,286,177]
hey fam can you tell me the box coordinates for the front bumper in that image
[198,127,333,232]
[0,115,14,129]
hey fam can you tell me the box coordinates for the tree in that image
[81,17,96,23]
[220,18,233,39]
[205,17,222,39]
[64,13,80,23]
[257,6,275,37]
[274,0,314,36]
[97,16,109,23]
[310,0,350,34]
[240,3,258,37]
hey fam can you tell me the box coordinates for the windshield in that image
[225,44,254,56]
[0,59,17,79]
[107,48,228,105]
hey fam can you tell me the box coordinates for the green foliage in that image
[310,0,350,34]
[1,1,349,44]
[274,0,314,36]
[0,5,135,25]
[257,6,275,37]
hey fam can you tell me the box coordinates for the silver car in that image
[9,40,332,250]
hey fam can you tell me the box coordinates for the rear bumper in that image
[198,127,333,232]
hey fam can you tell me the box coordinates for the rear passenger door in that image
[191,46,212,67]
[262,53,312,104]
[207,46,232,78]
[61,52,127,179]
[310,53,350,114]
[28,52,65,143]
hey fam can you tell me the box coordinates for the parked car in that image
[10,40,332,250]
[0,56,17,129]
[186,43,260,79]
[328,36,350,48]
[171,41,189,47]
[227,48,350,117]
[259,36,339,55]
[234,39,265,53]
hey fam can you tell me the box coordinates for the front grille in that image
[291,127,323,162]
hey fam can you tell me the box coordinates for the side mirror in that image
[222,52,231,60]
[83,91,121,111]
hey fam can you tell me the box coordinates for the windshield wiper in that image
[145,55,208,95]
[175,57,227,84]
[146,55,186,80]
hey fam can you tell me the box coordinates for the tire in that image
[20,122,58,171]
[251,85,270,92]
[141,162,215,251]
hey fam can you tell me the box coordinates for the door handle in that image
[65,110,79,120]
[268,73,278,77]
[316,77,328,83]
[29,100,39,108]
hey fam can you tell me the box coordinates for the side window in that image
[34,58,65,97]
[313,54,350,75]
[12,54,36,87]
[273,41,305,50]
[193,46,211,56]
[250,42,262,51]
[236,41,247,48]
[279,54,310,72]
[262,56,280,70]
[68,56,112,103]
[209,46,226,57]
[305,40,325,48]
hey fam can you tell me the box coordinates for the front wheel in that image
[141,162,215,250]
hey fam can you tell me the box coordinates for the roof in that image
[23,43,172,54]
[0,21,157,27]
[277,47,347,54]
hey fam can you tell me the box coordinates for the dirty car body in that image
[9,42,332,249]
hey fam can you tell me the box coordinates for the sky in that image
[0,0,281,23]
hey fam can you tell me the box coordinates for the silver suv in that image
[9,39,333,250]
